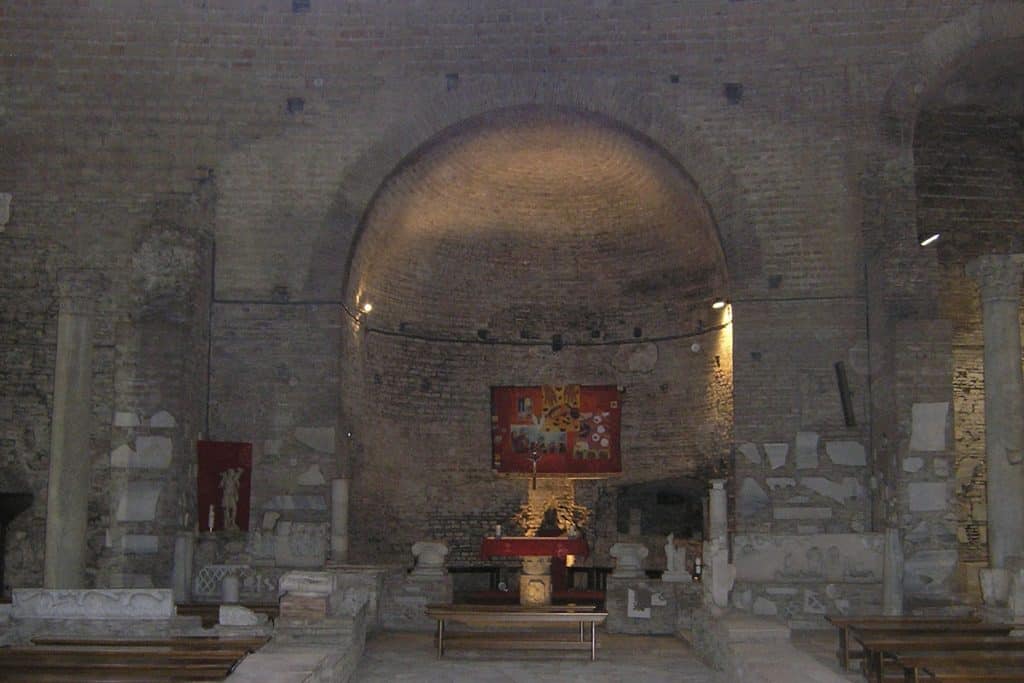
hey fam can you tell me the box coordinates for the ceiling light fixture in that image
[712,299,726,310]
[919,233,940,247]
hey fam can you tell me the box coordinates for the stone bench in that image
[425,603,607,661]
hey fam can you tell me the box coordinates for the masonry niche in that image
[340,106,732,567]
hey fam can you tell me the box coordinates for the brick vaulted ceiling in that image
[345,106,728,343]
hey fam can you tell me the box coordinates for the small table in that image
[481,537,589,607]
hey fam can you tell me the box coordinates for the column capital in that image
[966,254,1024,304]
[56,269,106,315]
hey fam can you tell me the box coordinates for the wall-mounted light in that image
[919,232,940,247]
[711,299,727,310]
[361,302,373,314]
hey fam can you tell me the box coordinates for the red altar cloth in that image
[480,536,589,560]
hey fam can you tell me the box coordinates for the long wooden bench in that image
[425,603,608,661]
[0,635,268,682]
[826,614,985,670]
[896,651,1024,682]
[857,634,1024,683]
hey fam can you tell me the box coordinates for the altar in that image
[481,536,589,607]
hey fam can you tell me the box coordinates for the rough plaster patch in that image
[766,477,796,491]
[113,411,140,428]
[297,464,326,486]
[910,402,948,451]
[795,432,819,469]
[294,427,335,454]
[908,482,947,512]
[627,342,659,372]
[933,458,949,477]
[738,443,761,465]
[753,597,778,616]
[773,507,832,520]
[903,457,924,473]
[800,476,862,502]
[149,410,176,428]
[764,443,789,469]
[263,439,282,454]
[116,482,163,521]
[262,511,281,530]
[825,441,866,467]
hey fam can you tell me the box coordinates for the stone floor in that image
[791,630,862,682]
[353,631,717,682]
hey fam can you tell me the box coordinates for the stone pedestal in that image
[410,541,448,580]
[519,556,552,607]
[609,542,649,578]
[44,271,103,589]
[703,479,735,612]
[966,254,1024,570]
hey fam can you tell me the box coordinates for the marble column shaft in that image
[967,254,1024,569]
[44,272,102,588]
[331,478,350,562]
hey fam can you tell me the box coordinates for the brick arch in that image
[335,77,754,301]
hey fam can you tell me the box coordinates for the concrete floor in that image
[353,631,717,682]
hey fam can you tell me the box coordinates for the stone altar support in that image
[410,541,449,580]
[662,533,691,583]
[480,536,589,607]
[610,542,648,578]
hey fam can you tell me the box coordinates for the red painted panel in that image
[491,384,621,475]
[480,536,589,559]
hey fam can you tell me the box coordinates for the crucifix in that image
[527,449,544,490]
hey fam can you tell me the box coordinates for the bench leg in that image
[591,621,597,661]
[436,619,444,658]
[838,628,848,670]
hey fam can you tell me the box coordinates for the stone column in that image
[882,527,904,615]
[44,271,103,588]
[966,254,1024,570]
[703,479,735,611]
[330,478,349,562]
[708,479,728,540]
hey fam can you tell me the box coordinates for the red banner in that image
[196,441,252,532]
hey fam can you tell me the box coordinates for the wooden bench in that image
[896,651,1024,682]
[0,636,268,681]
[825,614,984,670]
[857,634,1024,683]
[425,603,608,661]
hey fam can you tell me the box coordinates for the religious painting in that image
[491,384,622,475]
[197,440,252,532]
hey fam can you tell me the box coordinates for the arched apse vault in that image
[340,105,733,564]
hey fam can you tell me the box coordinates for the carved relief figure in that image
[219,468,244,531]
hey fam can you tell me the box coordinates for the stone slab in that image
[903,456,924,473]
[115,435,172,469]
[907,481,948,512]
[116,482,162,521]
[120,534,159,554]
[795,432,819,469]
[825,441,866,466]
[219,604,265,626]
[297,464,326,486]
[910,402,949,451]
[733,533,883,583]
[12,589,175,619]
[904,549,958,596]
[772,507,832,520]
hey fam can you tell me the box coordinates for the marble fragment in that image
[902,457,924,473]
[752,597,778,616]
[800,476,862,502]
[910,402,948,451]
[907,482,947,512]
[825,441,866,466]
[297,464,326,486]
[738,442,761,465]
[264,495,326,511]
[795,432,819,469]
[149,410,176,428]
[773,507,832,520]
[113,411,141,428]
[120,534,159,554]
[738,478,770,518]
[765,477,796,490]
[764,443,789,469]
[116,482,162,521]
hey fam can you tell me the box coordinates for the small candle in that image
[208,504,215,532]
[495,524,502,538]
